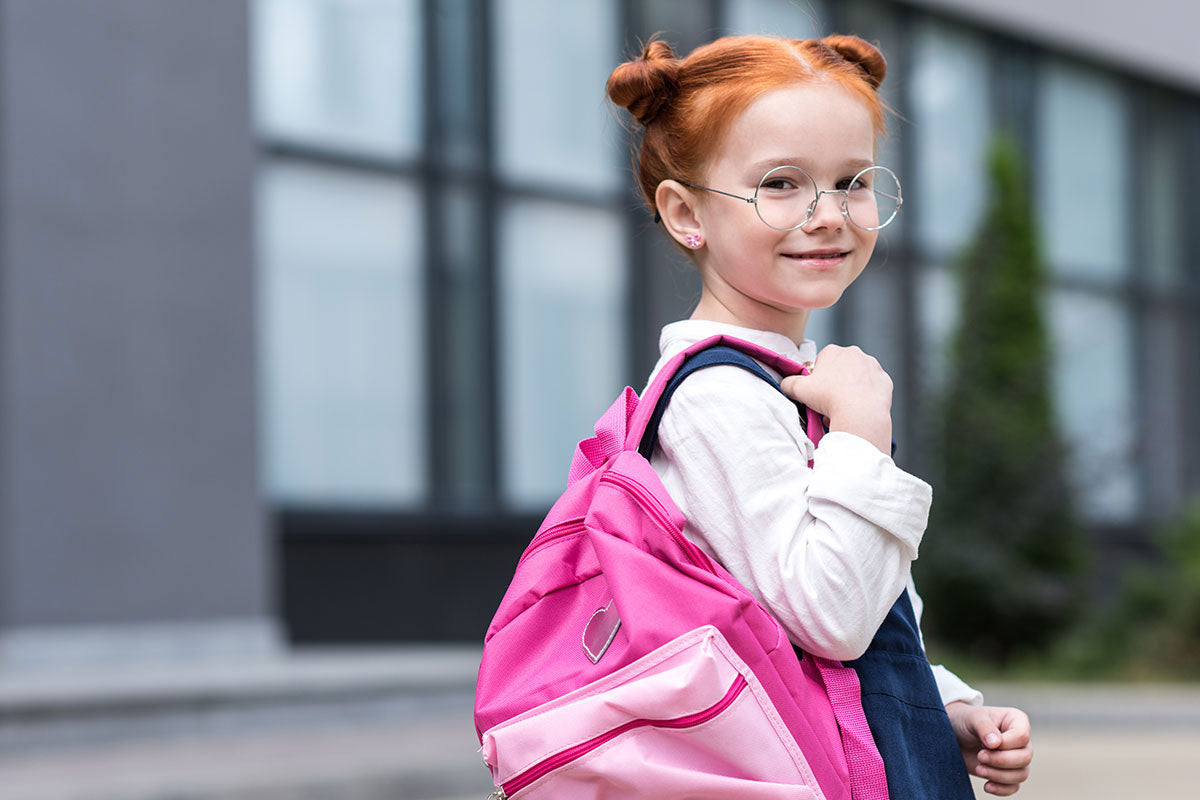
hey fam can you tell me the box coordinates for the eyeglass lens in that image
[754,166,901,231]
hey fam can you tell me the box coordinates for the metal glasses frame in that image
[679,164,904,232]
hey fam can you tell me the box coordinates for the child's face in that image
[694,82,880,329]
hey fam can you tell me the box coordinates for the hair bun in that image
[606,39,681,126]
[820,35,886,90]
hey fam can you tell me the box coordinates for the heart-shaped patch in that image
[582,600,622,664]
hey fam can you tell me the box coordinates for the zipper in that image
[599,472,711,572]
[498,674,748,797]
[518,518,586,566]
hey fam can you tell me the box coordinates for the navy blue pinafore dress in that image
[838,591,975,799]
[651,346,975,800]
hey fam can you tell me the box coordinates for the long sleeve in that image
[651,363,932,661]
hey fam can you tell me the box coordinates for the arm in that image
[653,364,931,660]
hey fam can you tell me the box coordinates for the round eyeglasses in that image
[680,164,903,232]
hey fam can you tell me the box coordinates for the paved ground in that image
[1,650,1198,799]
[0,691,491,799]
[966,683,1200,799]
[974,728,1197,799]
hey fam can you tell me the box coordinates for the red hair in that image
[606,34,889,220]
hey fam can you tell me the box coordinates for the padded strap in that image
[637,345,817,459]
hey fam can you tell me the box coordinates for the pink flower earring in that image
[684,233,704,249]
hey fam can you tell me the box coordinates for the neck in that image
[691,291,810,345]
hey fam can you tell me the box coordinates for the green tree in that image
[916,136,1086,662]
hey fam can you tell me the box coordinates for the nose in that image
[800,190,847,231]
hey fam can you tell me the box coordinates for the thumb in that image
[779,373,816,404]
[973,715,1003,750]
[780,373,830,419]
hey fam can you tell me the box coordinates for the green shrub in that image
[1060,501,1200,679]
[917,136,1086,662]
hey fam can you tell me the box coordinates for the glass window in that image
[844,263,908,440]
[253,0,422,160]
[499,201,627,509]
[633,0,718,58]
[493,0,621,192]
[1142,309,1186,515]
[910,19,991,258]
[724,0,823,38]
[1048,290,1139,522]
[803,308,835,351]
[1037,60,1130,281]
[258,163,426,507]
[916,264,959,396]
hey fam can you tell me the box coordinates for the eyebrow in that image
[748,156,876,174]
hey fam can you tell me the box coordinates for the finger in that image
[968,713,1004,750]
[975,763,1031,787]
[983,780,1021,796]
[997,710,1032,749]
[979,745,1033,770]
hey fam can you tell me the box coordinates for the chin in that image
[793,291,846,311]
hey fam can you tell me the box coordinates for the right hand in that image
[779,344,894,455]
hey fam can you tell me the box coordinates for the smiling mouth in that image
[783,251,848,260]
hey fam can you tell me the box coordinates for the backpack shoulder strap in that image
[637,345,808,458]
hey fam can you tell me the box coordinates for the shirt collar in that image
[659,319,818,365]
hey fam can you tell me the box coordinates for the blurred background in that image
[0,0,1197,798]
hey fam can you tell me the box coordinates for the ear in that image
[655,180,703,249]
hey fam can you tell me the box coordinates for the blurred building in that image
[0,0,1197,667]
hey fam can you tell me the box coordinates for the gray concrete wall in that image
[906,0,1200,91]
[0,0,276,665]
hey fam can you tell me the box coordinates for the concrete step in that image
[0,646,483,756]
[976,681,1200,729]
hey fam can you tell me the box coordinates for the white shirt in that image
[647,319,982,707]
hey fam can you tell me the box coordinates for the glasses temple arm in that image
[678,181,755,205]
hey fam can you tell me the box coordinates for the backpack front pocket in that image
[481,626,825,799]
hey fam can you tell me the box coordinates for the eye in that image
[761,177,798,191]
[837,176,871,191]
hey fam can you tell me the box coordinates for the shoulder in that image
[658,362,814,453]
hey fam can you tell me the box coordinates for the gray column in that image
[0,0,279,668]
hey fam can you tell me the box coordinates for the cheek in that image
[711,217,769,254]
[857,230,879,260]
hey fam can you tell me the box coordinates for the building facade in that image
[0,0,1197,663]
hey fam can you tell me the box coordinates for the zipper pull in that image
[488,789,508,800]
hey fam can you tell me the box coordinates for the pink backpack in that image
[475,335,888,799]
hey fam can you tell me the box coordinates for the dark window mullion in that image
[617,0,645,384]
[1127,79,1152,518]
[420,0,450,508]
[1185,100,1200,493]
[421,0,501,512]
[889,3,922,468]
[261,140,423,178]
[478,0,501,509]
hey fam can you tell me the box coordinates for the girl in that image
[606,34,1033,798]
